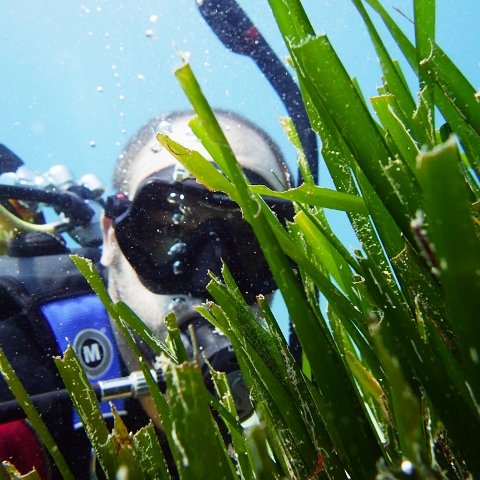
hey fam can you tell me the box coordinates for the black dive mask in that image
[105,166,292,300]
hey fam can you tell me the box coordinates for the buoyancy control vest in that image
[0,233,125,427]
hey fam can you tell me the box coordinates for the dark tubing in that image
[0,372,168,423]
[0,387,98,423]
[0,185,94,225]
[197,0,318,185]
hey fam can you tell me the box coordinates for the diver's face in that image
[101,112,288,358]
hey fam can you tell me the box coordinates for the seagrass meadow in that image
[1,0,479,479]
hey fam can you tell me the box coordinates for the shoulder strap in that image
[0,249,102,304]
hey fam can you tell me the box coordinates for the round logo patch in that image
[73,329,113,378]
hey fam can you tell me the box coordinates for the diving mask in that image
[105,166,292,299]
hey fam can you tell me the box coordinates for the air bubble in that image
[172,213,185,225]
[150,14,158,23]
[89,140,96,148]
[179,204,191,215]
[137,73,145,81]
[401,460,414,475]
[173,260,184,275]
[168,242,187,256]
[167,192,178,204]
[96,85,104,93]
[119,94,125,101]
[145,29,155,38]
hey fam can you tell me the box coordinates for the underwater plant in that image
[1,0,479,478]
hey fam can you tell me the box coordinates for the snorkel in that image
[196,0,319,185]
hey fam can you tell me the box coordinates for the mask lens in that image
[135,185,241,257]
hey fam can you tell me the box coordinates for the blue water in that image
[1,1,479,334]
[2,1,478,188]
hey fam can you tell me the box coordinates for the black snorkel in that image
[196,0,319,185]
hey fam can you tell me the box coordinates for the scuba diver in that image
[0,109,293,478]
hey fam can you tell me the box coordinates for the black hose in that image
[197,0,318,185]
[0,387,99,423]
[0,184,94,225]
[0,372,168,423]
[197,0,312,359]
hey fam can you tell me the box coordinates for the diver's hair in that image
[112,109,289,194]
[112,110,189,193]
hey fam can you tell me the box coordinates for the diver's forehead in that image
[128,143,176,197]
